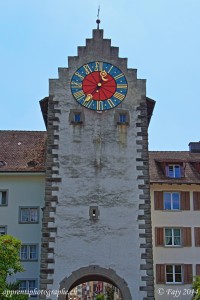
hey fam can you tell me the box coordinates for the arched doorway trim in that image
[58,265,132,300]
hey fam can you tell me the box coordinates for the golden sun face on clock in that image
[70,61,128,111]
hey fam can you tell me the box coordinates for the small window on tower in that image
[89,206,99,220]
[74,113,81,123]
[119,114,126,123]
[69,109,84,124]
[114,109,130,125]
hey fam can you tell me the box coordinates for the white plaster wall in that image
[48,31,149,299]
[0,173,45,282]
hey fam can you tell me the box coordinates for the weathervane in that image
[96,5,100,29]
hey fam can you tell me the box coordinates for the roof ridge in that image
[0,130,47,133]
[149,150,189,153]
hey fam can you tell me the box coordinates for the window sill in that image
[165,282,183,285]
[19,222,39,224]
[164,245,182,248]
[20,259,38,262]
[162,209,181,212]
[116,122,129,125]
[166,176,184,179]
[70,121,83,125]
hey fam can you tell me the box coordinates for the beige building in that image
[149,144,200,300]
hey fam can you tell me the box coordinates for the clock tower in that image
[40,26,155,300]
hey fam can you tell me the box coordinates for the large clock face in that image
[70,61,128,111]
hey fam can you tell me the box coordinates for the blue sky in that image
[0,0,199,150]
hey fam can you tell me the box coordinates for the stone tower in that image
[40,27,155,300]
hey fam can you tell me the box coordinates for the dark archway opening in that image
[58,265,132,300]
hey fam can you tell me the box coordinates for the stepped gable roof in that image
[149,151,200,184]
[0,131,46,172]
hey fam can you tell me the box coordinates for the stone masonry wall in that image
[40,29,154,300]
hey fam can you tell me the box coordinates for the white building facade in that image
[0,131,46,293]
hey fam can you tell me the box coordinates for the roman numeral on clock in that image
[114,73,125,80]
[113,92,125,101]
[83,64,92,74]
[74,90,85,100]
[71,82,82,89]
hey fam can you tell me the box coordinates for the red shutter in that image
[182,227,192,247]
[181,192,190,210]
[184,264,193,284]
[196,265,200,276]
[154,191,163,210]
[155,228,164,246]
[194,228,200,247]
[193,192,200,210]
[156,264,165,284]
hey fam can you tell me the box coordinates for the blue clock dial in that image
[70,61,128,111]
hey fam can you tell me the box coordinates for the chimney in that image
[189,142,200,153]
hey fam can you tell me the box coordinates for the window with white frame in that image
[19,207,39,223]
[20,245,38,261]
[19,279,37,296]
[166,165,182,178]
[164,192,180,210]
[0,191,7,206]
[166,265,182,283]
[165,228,181,246]
[0,226,7,235]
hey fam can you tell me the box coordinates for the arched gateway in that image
[58,266,131,300]
[40,25,155,300]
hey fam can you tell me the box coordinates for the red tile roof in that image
[0,131,46,172]
[149,151,200,184]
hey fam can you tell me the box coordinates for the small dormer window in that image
[166,165,182,178]
[0,161,6,167]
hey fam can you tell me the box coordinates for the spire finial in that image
[96,5,101,29]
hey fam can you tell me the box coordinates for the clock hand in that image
[84,84,101,102]
[85,94,93,102]
[100,70,108,82]
[84,71,109,102]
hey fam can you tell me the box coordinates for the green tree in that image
[192,276,200,300]
[96,294,105,300]
[105,286,114,300]
[0,235,28,300]
[3,282,29,300]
